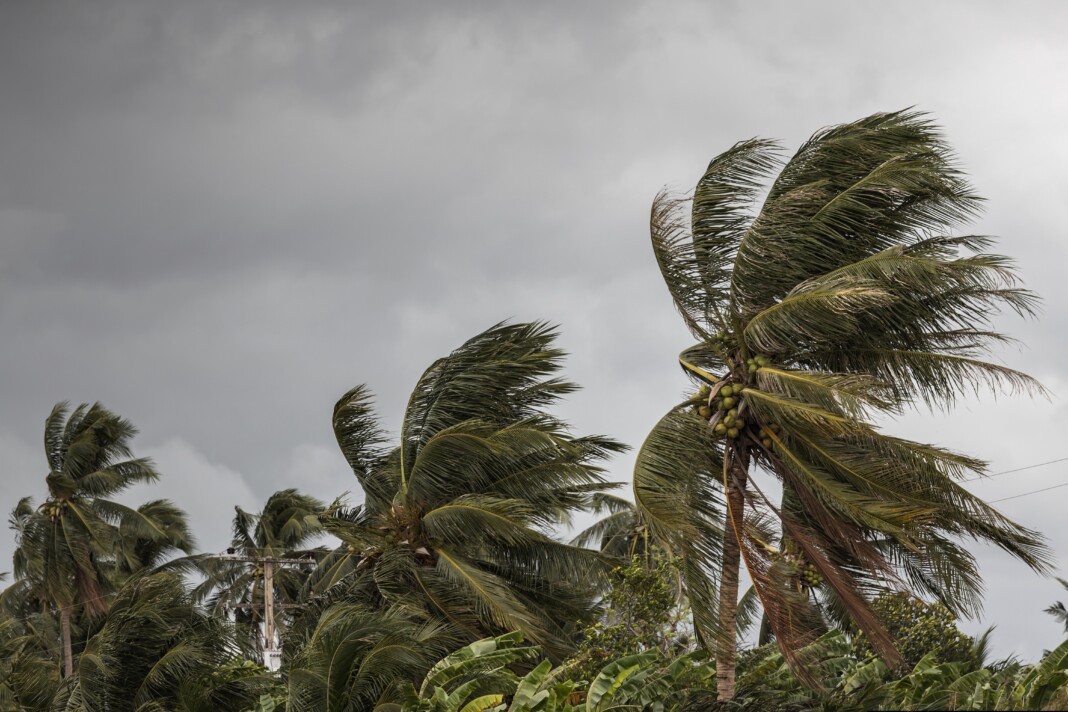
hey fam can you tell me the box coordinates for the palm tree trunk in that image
[716,446,749,701]
[60,603,73,677]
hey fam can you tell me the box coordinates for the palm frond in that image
[633,407,726,645]
[332,385,390,512]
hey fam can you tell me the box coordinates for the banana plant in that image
[400,633,716,712]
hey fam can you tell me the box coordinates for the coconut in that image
[698,406,712,418]
[714,423,727,435]
[721,397,736,410]
[727,427,739,439]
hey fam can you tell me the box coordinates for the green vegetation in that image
[1,111,1063,709]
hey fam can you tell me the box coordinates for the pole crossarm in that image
[213,555,315,565]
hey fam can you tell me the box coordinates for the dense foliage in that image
[567,555,693,682]
[850,591,975,670]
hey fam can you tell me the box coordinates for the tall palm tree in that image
[196,489,325,652]
[10,402,187,678]
[636,110,1051,698]
[314,322,625,658]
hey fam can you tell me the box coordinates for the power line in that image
[963,456,1068,483]
[988,480,1068,504]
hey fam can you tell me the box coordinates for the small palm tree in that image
[286,606,456,712]
[636,110,1051,698]
[569,494,648,560]
[60,572,275,712]
[10,402,188,678]
[315,322,625,657]
[1045,578,1068,633]
[113,500,197,579]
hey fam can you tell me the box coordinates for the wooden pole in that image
[263,560,275,652]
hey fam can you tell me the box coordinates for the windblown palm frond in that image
[66,572,274,712]
[641,110,1051,699]
[287,606,456,712]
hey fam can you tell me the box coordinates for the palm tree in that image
[569,494,651,561]
[314,322,625,658]
[636,110,1051,698]
[10,402,189,678]
[196,489,325,653]
[59,572,275,712]
[1044,578,1068,633]
[112,500,197,579]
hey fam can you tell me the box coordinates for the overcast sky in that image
[3,0,1068,661]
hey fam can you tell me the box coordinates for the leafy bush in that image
[851,592,973,671]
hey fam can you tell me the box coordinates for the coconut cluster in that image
[710,331,734,350]
[692,380,785,448]
[757,424,781,449]
[799,560,824,588]
[746,354,771,372]
[693,383,748,439]
[43,499,68,521]
[690,351,783,447]
[783,552,824,589]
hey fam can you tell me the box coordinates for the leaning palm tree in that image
[314,322,625,658]
[636,110,1051,698]
[10,402,187,678]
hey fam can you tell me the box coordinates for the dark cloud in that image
[3,0,1068,660]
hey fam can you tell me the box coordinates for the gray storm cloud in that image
[3,0,1068,659]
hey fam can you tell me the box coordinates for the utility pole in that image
[263,559,274,655]
[215,552,313,671]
